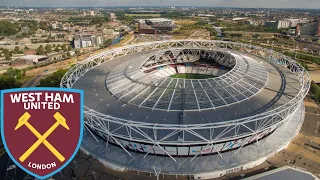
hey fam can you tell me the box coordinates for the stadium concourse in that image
[61,40,310,179]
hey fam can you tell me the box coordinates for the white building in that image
[73,35,105,49]
[11,55,49,65]
[110,13,116,21]
[51,22,58,29]
[103,29,119,36]
[277,20,290,29]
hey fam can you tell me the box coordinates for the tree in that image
[24,46,30,50]
[45,44,52,53]
[67,45,72,51]
[253,34,261,39]
[14,46,20,53]
[4,54,11,61]
[2,48,9,55]
[54,47,60,52]
[311,81,317,92]
[38,21,49,31]
[310,80,320,102]
[67,52,71,57]
[0,75,22,90]
[102,39,113,48]
[0,21,20,36]
[62,54,66,59]
[36,47,45,55]
[38,69,68,87]
[206,27,217,37]
[4,68,24,79]
[61,44,68,52]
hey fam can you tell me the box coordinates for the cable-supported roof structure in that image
[61,40,310,178]
[106,49,268,111]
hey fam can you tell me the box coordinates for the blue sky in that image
[1,0,320,9]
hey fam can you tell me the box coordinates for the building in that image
[232,17,247,21]
[197,14,215,17]
[213,27,224,37]
[51,22,58,29]
[296,18,320,36]
[265,20,290,29]
[110,13,116,21]
[245,20,254,25]
[11,55,49,65]
[73,35,105,49]
[90,11,95,16]
[62,40,309,180]
[286,19,300,28]
[277,20,291,29]
[138,18,174,34]
[21,27,30,34]
[102,29,119,36]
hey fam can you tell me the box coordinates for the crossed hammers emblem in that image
[15,112,70,163]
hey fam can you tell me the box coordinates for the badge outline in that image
[1,87,84,180]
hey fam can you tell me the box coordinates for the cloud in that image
[1,0,320,8]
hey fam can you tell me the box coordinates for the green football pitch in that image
[170,74,216,79]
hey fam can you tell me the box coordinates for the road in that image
[21,75,42,87]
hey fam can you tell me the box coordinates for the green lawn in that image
[170,73,216,79]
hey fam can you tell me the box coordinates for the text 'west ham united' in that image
[10,93,75,110]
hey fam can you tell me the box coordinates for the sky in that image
[1,0,320,9]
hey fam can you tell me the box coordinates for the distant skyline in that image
[1,0,320,9]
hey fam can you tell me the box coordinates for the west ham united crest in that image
[0,88,84,179]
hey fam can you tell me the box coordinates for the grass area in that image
[170,73,216,79]
[175,20,197,25]
[125,14,161,17]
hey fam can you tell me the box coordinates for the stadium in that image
[60,40,310,179]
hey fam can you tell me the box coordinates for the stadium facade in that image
[61,40,310,179]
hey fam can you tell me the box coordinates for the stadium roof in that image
[80,103,304,175]
[74,48,300,125]
[105,49,267,112]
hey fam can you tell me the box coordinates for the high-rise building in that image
[110,13,116,21]
[73,35,104,49]
[264,20,290,29]
[295,18,320,36]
